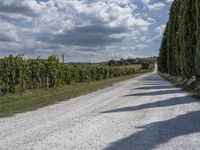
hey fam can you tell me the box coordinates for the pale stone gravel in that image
[0,69,200,150]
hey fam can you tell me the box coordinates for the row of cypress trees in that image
[158,0,200,80]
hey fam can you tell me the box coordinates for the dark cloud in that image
[0,1,39,17]
[37,24,126,47]
[76,24,128,34]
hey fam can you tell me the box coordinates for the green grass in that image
[0,68,151,117]
[160,73,200,100]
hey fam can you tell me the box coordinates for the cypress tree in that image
[159,0,200,80]
[167,0,181,76]
[173,0,181,76]
[158,23,168,73]
[178,0,196,78]
[189,0,197,76]
[167,3,176,75]
[195,0,200,80]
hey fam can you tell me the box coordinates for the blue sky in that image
[0,0,173,62]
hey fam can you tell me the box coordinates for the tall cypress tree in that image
[189,0,197,76]
[167,0,181,76]
[173,0,181,76]
[167,3,176,75]
[158,23,168,73]
[195,0,200,80]
[159,0,199,79]
[179,0,196,78]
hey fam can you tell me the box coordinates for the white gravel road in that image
[1,69,200,150]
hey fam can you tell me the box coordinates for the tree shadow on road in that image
[140,76,164,82]
[101,96,196,113]
[124,89,183,97]
[132,85,175,90]
[103,110,200,150]
[136,74,171,86]
[139,83,170,86]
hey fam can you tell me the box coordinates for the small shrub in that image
[140,63,150,70]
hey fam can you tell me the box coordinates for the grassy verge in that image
[0,69,151,117]
[160,73,200,99]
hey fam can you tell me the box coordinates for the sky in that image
[0,0,173,62]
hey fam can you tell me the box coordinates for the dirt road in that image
[0,70,200,150]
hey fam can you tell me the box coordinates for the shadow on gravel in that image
[101,96,195,113]
[132,85,175,90]
[137,74,170,85]
[140,77,164,82]
[124,89,183,97]
[140,81,171,86]
[103,110,200,150]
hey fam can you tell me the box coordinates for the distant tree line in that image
[158,0,200,80]
[0,55,135,95]
[108,57,156,66]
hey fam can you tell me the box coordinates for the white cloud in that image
[0,21,18,42]
[0,0,150,50]
[165,0,174,3]
[140,0,151,5]
[0,0,172,61]
[147,2,165,11]
[155,24,166,35]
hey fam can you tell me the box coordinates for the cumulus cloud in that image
[34,0,150,48]
[150,24,166,42]
[0,0,41,17]
[155,24,166,35]
[147,2,165,11]
[139,0,167,11]
[165,0,174,3]
[0,21,18,42]
[0,0,172,61]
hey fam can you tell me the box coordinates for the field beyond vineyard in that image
[0,55,153,117]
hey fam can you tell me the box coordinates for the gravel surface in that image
[1,69,200,150]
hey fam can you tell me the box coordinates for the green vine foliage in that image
[0,55,135,95]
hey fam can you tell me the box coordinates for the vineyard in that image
[0,55,135,95]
